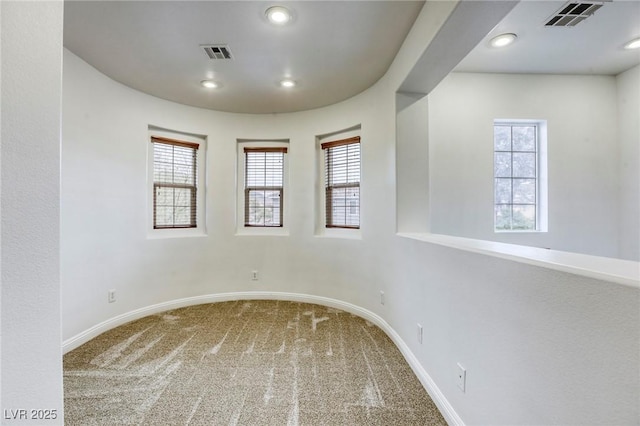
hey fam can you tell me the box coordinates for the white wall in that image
[396,94,430,233]
[1,1,64,423]
[59,3,639,425]
[617,65,640,261]
[428,72,626,259]
[61,48,396,340]
[388,236,639,425]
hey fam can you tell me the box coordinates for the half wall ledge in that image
[397,232,639,289]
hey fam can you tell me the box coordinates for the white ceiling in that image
[455,0,640,75]
[64,1,640,115]
[63,1,424,114]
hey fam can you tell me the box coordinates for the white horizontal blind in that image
[152,137,198,229]
[244,147,287,227]
[322,137,360,229]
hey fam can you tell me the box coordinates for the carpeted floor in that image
[64,300,446,425]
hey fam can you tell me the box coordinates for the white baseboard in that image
[63,291,463,426]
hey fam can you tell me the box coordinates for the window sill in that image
[494,229,547,234]
[235,227,290,237]
[397,232,639,289]
[147,228,207,239]
[315,227,362,240]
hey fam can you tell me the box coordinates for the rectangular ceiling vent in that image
[201,44,232,60]
[544,1,606,27]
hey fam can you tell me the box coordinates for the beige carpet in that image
[64,300,446,425]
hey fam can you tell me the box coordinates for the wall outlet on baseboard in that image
[417,323,423,344]
[251,270,259,281]
[380,291,385,305]
[108,289,116,303]
[457,363,466,392]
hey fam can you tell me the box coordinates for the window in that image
[322,136,360,228]
[152,136,198,229]
[494,122,544,231]
[244,147,287,227]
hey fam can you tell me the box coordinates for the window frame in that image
[493,121,547,233]
[235,140,290,236]
[243,147,287,228]
[321,136,361,229]
[152,136,199,229]
[148,129,206,238]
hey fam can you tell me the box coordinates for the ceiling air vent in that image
[544,1,605,27]
[201,44,232,60]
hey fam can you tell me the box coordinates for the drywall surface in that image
[391,235,639,425]
[63,48,640,425]
[1,1,64,423]
[61,48,396,340]
[60,4,639,426]
[617,65,640,261]
[1,0,3,409]
[428,72,624,259]
[396,94,430,233]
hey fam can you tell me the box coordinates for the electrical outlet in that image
[380,291,385,305]
[251,270,259,281]
[417,323,423,344]
[108,289,116,303]
[457,363,466,392]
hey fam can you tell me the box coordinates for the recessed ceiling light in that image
[266,6,291,25]
[280,79,296,88]
[200,80,219,89]
[490,33,517,48]
[624,37,640,50]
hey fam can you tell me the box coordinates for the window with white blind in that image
[321,137,360,229]
[152,136,199,229]
[244,147,287,227]
[494,121,547,232]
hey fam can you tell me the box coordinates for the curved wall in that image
[61,5,639,424]
[62,47,397,342]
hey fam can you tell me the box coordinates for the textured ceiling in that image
[455,0,640,75]
[63,1,424,114]
[64,1,640,115]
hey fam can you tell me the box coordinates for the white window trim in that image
[147,127,207,239]
[493,119,548,233]
[236,139,290,236]
[315,126,362,239]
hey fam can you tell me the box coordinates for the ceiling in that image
[63,1,424,114]
[455,0,640,75]
[64,1,640,115]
